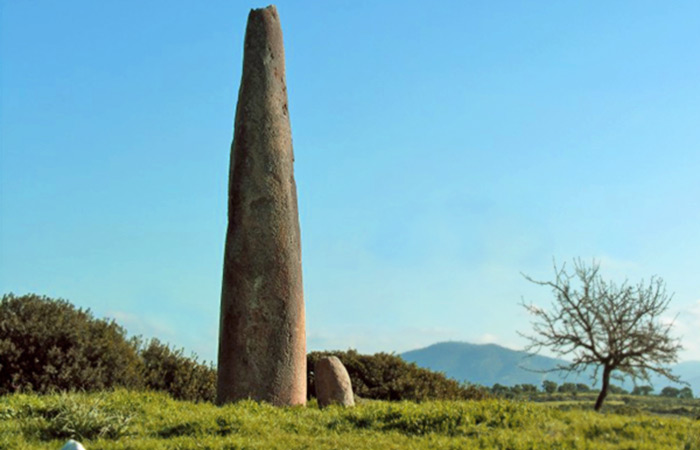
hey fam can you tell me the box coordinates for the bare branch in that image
[519,259,685,411]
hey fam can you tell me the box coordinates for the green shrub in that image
[2,294,487,404]
[632,385,654,396]
[542,380,558,393]
[660,386,681,398]
[558,382,577,394]
[575,383,591,393]
[307,350,488,402]
[608,384,629,395]
[140,338,216,402]
[0,293,143,395]
[678,387,693,399]
[0,293,216,403]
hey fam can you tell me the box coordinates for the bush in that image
[0,293,143,395]
[660,386,680,398]
[558,383,577,394]
[608,385,629,395]
[307,350,488,402]
[516,384,538,394]
[490,384,540,399]
[0,293,216,402]
[542,380,558,394]
[140,338,216,402]
[631,385,654,396]
[2,294,488,404]
[679,387,693,399]
[575,383,591,393]
[490,384,511,397]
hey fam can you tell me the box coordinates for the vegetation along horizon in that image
[1,293,699,449]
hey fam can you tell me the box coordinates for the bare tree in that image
[520,259,684,411]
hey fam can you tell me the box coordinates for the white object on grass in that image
[60,439,86,450]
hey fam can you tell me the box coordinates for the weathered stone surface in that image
[314,356,355,408]
[217,5,306,406]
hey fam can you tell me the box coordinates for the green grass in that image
[1,390,698,449]
[531,392,700,419]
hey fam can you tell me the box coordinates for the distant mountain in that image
[401,342,574,387]
[401,341,700,395]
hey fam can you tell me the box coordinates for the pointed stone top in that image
[243,4,285,63]
[250,5,279,20]
[252,5,277,13]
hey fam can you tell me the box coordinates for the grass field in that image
[1,390,699,450]
[533,392,700,420]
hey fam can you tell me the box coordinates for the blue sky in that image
[2,1,699,363]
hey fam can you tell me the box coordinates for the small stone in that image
[61,440,86,450]
[314,356,355,408]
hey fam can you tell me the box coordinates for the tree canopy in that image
[520,259,684,411]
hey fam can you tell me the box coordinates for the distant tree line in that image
[0,294,488,403]
[657,386,694,399]
[489,380,693,399]
[490,382,593,399]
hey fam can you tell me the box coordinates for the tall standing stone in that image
[217,5,306,406]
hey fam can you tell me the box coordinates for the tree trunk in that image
[594,365,612,411]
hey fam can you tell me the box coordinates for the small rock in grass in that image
[61,439,86,450]
[314,356,355,408]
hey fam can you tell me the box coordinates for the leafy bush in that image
[307,350,488,402]
[0,293,216,402]
[608,384,629,395]
[0,293,143,395]
[632,385,654,396]
[575,383,591,393]
[657,386,693,399]
[490,383,543,399]
[661,386,681,398]
[542,380,558,393]
[558,382,577,394]
[140,338,216,402]
[490,383,511,397]
[679,387,693,399]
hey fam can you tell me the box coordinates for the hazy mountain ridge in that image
[401,342,700,395]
